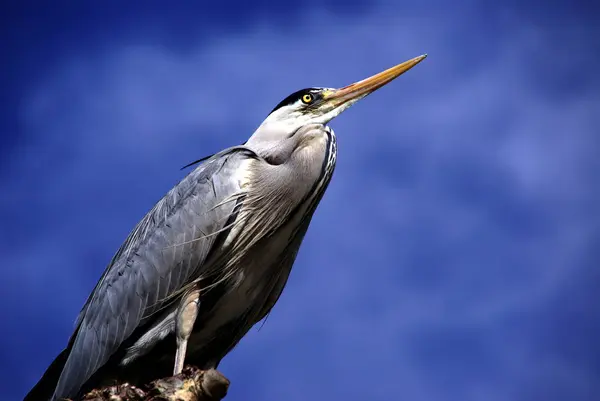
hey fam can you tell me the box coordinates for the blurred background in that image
[1,1,599,400]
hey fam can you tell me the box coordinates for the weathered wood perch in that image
[67,366,230,401]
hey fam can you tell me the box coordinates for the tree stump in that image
[69,366,230,401]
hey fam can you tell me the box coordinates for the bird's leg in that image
[174,286,201,375]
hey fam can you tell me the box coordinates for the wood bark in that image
[66,366,230,401]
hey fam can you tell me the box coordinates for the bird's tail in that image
[23,347,70,401]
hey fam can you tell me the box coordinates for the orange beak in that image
[323,54,427,107]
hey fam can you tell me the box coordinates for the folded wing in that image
[52,147,256,399]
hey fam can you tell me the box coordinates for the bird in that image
[24,54,427,401]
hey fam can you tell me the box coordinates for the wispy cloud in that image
[2,3,599,401]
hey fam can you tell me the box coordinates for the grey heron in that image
[25,54,427,401]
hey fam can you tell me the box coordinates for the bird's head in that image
[247,54,427,149]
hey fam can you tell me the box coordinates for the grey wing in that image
[53,147,255,399]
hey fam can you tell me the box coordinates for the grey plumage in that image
[24,54,426,401]
[56,148,250,397]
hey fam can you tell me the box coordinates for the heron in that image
[25,54,427,401]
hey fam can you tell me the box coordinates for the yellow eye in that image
[301,94,313,104]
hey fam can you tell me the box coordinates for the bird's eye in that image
[301,94,313,104]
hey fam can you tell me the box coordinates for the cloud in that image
[3,3,599,401]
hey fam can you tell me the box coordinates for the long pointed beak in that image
[323,54,427,108]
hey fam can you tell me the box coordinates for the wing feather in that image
[53,147,257,399]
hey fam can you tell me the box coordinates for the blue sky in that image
[1,2,599,401]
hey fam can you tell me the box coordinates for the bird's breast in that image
[196,200,314,333]
[190,131,337,346]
